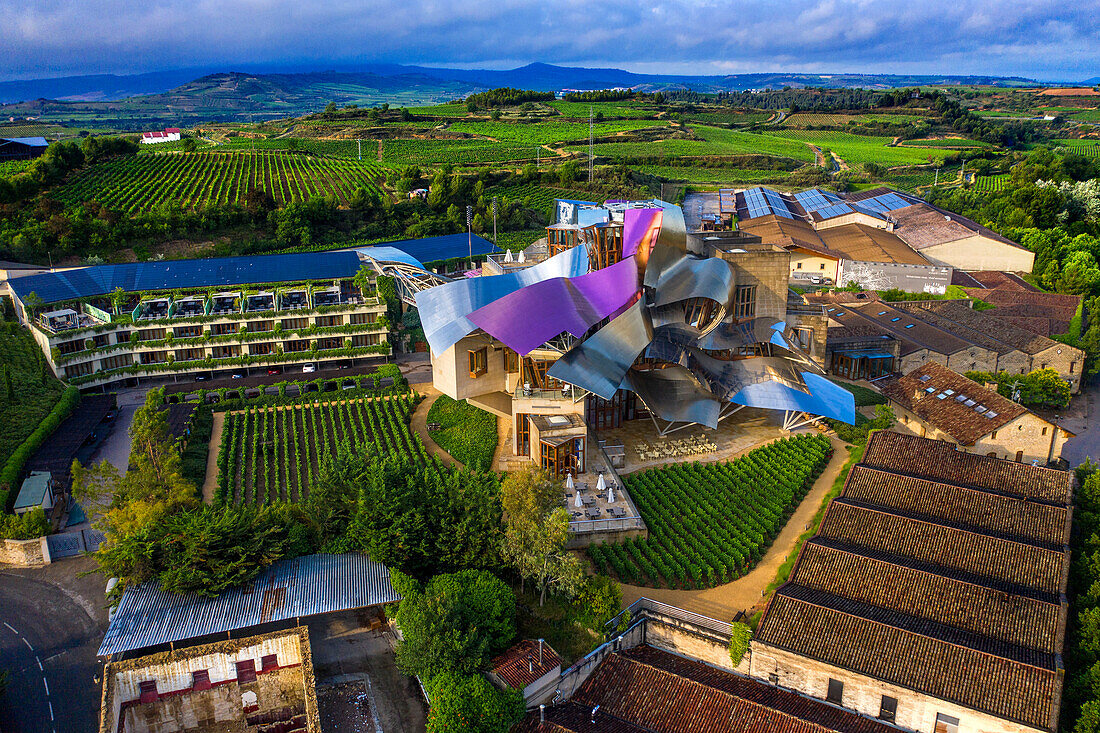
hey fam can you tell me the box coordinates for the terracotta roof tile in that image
[791,540,1064,653]
[757,591,1061,731]
[861,431,1074,504]
[570,646,899,733]
[843,465,1070,547]
[891,203,1024,251]
[877,362,1030,445]
[895,300,1061,355]
[489,640,561,689]
[817,500,1068,596]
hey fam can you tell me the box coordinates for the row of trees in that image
[465,88,555,110]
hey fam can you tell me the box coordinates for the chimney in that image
[538,638,544,666]
[528,656,533,674]
[540,704,545,722]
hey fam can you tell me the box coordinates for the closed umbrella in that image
[504,249,514,263]
[565,473,574,490]
[574,489,583,508]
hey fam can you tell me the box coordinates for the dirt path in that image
[617,436,851,621]
[809,144,826,167]
[201,411,225,504]
[409,386,464,468]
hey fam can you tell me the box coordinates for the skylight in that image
[964,399,977,407]
[925,387,936,393]
[955,394,968,402]
[985,411,999,419]
[936,393,948,400]
[974,405,987,414]
[878,311,887,316]
[919,375,932,382]
[944,389,955,395]
[905,324,915,329]
[890,317,901,322]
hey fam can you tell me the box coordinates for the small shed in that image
[14,471,54,515]
[486,639,561,707]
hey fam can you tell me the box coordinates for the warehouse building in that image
[751,431,1073,733]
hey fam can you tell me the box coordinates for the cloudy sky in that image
[2,0,1098,82]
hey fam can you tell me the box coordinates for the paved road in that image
[0,558,108,733]
[1062,379,1100,467]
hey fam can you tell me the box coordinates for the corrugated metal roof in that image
[10,250,363,305]
[98,553,399,658]
[0,136,48,147]
[370,233,496,264]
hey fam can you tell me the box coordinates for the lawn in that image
[828,379,886,407]
[768,130,953,166]
[426,394,498,471]
[0,323,66,472]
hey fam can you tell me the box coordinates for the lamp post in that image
[466,205,473,263]
[492,197,498,246]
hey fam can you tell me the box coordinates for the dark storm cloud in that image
[2,0,1097,80]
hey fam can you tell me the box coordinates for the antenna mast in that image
[588,106,594,183]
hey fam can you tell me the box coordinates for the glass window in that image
[468,347,487,378]
[879,696,897,722]
[735,285,756,319]
[826,678,843,705]
[934,713,959,733]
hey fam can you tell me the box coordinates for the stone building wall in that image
[748,643,1052,733]
[0,537,49,566]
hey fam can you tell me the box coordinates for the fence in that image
[45,528,106,560]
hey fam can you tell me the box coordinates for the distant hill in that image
[0,63,1051,127]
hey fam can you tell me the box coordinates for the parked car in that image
[267,368,281,376]
[231,373,244,379]
[195,374,209,381]
[302,363,316,373]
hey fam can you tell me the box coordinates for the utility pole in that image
[536,146,540,168]
[588,106,594,183]
[357,139,362,161]
[934,168,939,186]
[466,205,473,262]
[492,197,498,246]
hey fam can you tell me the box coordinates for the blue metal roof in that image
[371,233,497,265]
[10,250,363,305]
[1,136,48,147]
[98,553,399,658]
[354,245,426,269]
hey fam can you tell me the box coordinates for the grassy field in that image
[900,137,994,148]
[445,119,670,145]
[636,165,790,184]
[768,130,953,166]
[425,394,498,471]
[0,324,66,472]
[53,151,387,212]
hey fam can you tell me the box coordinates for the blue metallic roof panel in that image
[97,553,399,658]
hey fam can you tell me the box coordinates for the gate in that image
[46,532,85,559]
[83,529,107,553]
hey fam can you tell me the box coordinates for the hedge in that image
[0,385,81,510]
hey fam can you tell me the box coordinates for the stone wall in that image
[0,537,49,566]
[893,407,1070,464]
[748,642,1051,733]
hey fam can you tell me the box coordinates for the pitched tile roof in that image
[756,430,1073,733]
[515,645,901,733]
[817,499,1068,596]
[960,270,1042,291]
[824,302,977,356]
[861,431,1074,504]
[894,300,1060,356]
[488,639,561,689]
[792,540,1064,653]
[891,203,1024,251]
[757,590,1061,731]
[877,362,1029,445]
[843,465,1070,548]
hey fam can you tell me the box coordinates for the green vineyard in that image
[53,151,387,213]
[972,174,1009,192]
[1054,139,1100,158]
[588,434,833,589]
[215,393,427,505]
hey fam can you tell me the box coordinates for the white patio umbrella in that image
[598,473,612,503]
[504,249,514,262]
[518,250,526,263]
[565,473,575,490]
[574,487,583,508]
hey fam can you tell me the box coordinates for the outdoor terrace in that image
[171,296,206,318]
[137,298,170,320]
[245,292,275,312]
[210,293,241,315]
[280,289,309,310]
[312,287,341,307]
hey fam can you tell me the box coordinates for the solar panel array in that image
[793,189,842,212]
[741,187,795,220]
